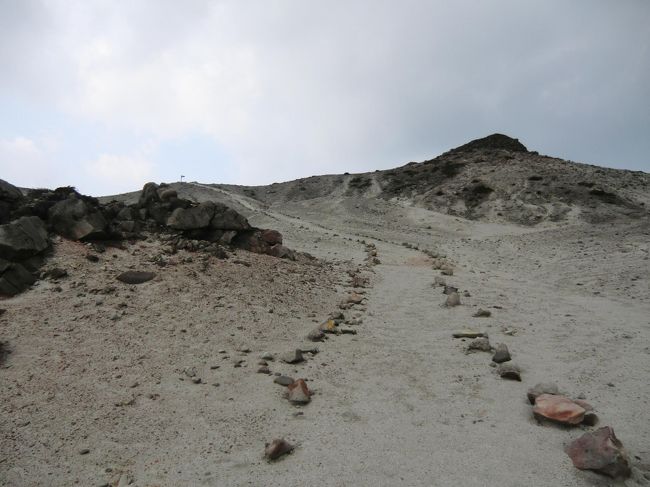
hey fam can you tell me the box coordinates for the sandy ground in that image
[2,183,650,486]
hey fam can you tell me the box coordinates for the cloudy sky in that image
[0,1,648,195]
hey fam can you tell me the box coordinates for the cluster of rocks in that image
[0,179,296,296]
[267,241,374,461]
[442,259,631,480]
[430,254,454,276]
[362,241,380,266]
[527,383,631,479]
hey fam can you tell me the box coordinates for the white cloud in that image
[1,0,649,195]
[87,152,154,195]
[0,136,59,188]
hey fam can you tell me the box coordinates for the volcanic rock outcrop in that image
[0,179,293,296]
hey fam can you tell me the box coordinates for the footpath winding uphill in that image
[2,177,648,486]
[207,183,650,486]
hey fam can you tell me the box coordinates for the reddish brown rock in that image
[533,394,585,425]
[565,426,631,479]
[264,438,294,460]
[287,379,311,404]
[261,229,283,245]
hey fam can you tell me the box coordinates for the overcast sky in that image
[0,1,648,195]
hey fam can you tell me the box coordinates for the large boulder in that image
[138,182,161,207]
[0,216,49,260]
[210,202,251,230]
[167,201,216,230]
[0,179,24,224]
[0,179,23,201]
[0,259,36,296]
[48,197,107,240]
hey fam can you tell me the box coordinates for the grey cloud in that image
[0,0,648,193]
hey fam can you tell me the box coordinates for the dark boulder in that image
[48,197,107,240]
[0,179,24,224]
[0,259,36,296]
[0,179,23,201]
[167,201,216,230]
[210,203,251,231]
[261,229,282,245]
[0,216,49,260]
[138,182,161,207]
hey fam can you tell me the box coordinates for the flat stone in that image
[265,438,294,461]
[280,349,304,364]
[453,330,485,339]
[492,343,511,363]
[346,292,364,304]
[527,383,560,404]
[472,308,492,318]
[287,379,311,404]
[497,363,521,381]
[116,271,155,284]
[533,394,585,425]
[274,376,294,386]
[565,426,631,479]
[257,366,271,374]
[307,328,326,342]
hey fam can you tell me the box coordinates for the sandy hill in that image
[212,134,649,225]
[2,135,650,486]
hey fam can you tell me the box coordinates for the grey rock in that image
[492,343,511,363]
[527,382,559,404]
[453,330,485,339]
[433,276,446,287]
[265,438,294,461]
[210,202,251,230]
[467,337,492,352]
[138,182,161,207]
[280,349,304,364]
[445,291,461,307]
[473,308,492,318]
[0,216,49,260]
[167,201,216,230]
[274,376,294,386]
[498,363,521,381]
[116,271,155,284]
[307,328,325,342]
[0,259,36,296]
[48,198,107,240]
[443,285,458,295]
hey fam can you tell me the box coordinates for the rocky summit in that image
[1,135,648,486]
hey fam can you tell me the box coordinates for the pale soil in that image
[2,182,650,486]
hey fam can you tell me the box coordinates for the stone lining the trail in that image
[566,427,631,479]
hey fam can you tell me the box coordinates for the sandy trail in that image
[2,183,649,486]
